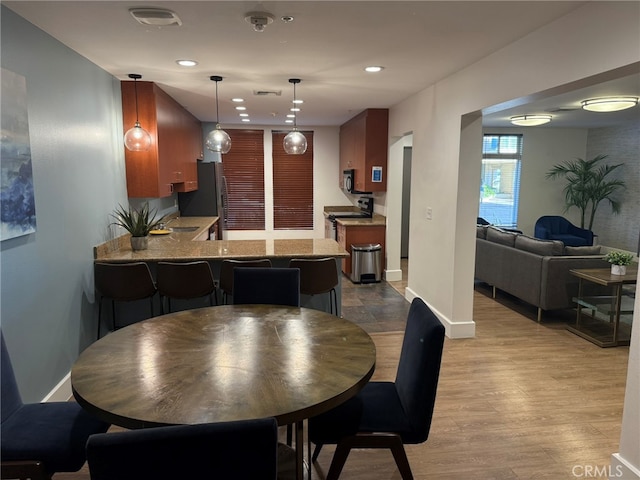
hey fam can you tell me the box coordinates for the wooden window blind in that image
[272,131,314,230]
[221,129,265,230]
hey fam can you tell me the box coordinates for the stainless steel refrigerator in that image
[178,161,226,239]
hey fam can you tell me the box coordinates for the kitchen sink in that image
[170,226,199,232]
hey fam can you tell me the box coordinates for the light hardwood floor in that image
[56,266,630,480]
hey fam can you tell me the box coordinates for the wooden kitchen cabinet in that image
[122,81,202,198]
[336,223,386,276]
[339,108,388,192]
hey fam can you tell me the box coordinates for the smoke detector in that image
[129,8,182,27]
[244,11,275,32]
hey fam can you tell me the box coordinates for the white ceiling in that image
[5,1,640,128]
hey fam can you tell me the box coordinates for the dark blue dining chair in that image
[233,267,301,307]
[309,298,445,480]
[86,418,278,479]
[1,332,110,480]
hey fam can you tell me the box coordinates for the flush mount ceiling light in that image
[283,78,308,155]
[176,59,198,67]
[129,8,182,26]
[205,76,231,154]
[581,96,639,112]
[510,114,552,126]
[245,11,275,32]
[123,74,152,152]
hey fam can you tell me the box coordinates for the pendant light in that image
[123,74,152,151]
[283,78,307,155]
[205,75,232,154]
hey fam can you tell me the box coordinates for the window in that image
[221,130,265,230]
[479,134,522,228]
[272,131,314,230]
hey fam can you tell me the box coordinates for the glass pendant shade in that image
[283,128,307,154]
[124,122,152,151]
[206,76,231,154]
[124,73,152,152]
[205,124,232,154]
[283,78,307,154]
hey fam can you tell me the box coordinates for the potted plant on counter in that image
[604,250,634,276]
[111,203,165,251]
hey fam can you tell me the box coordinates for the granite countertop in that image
[94,216,349,263]
[334,214,386,227]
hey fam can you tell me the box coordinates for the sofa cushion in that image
[486,226,518,247]
[564,245,601,256]
[515,235,564,256]
[476,225,488,239]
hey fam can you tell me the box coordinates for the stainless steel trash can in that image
[350,243,382,284]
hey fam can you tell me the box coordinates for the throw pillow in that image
[515,235,564,256]
[564,245,602,256]
[486,226,518,247]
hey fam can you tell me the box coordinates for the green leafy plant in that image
[110,203,165,237]
[604,250,634,266]
[546,154,626,231]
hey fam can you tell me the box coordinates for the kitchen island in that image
[94,216,349,316]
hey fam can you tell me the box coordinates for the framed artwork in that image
[1,68,36,241]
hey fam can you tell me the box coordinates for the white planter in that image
[611,264,627,275]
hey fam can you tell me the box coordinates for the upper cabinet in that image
[121,81,203,198]
[339,108,388,192]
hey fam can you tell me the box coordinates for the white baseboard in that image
[405,287,476,339]
[42,371,73,402]
[384,268,402,282]
[610,453,640,479]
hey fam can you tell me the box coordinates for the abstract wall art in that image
[1,68,36,241]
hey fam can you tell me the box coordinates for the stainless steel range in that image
[325,197,374,240]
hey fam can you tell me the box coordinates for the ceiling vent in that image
[129,8,182,27]
[253,90,282,97]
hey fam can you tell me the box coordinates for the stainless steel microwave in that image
[343,169,355,193]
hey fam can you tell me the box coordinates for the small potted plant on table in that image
[111,203,165,251]
[604,250,634,276]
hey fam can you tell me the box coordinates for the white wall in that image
[387,2,639,476]
[201,123,351,240]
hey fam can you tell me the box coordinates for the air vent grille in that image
[253,90,282,96]
[129,8,183,26]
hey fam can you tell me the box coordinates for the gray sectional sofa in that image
[475,226,609,321]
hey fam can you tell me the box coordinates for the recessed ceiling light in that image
[581,96,639,112]
[232,98,244,103]
[281,15,294,23]
[364,66,384,73]
[286,114,295,118]
[290,107,300,112]
[292,99,303,104]
[176,59,198,67]
[235,106,247,111]
[285,119,294,124]
[510,115,552,126]
[242,118,251,122]
[239,113,249,117]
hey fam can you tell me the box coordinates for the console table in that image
[568,267,637,347]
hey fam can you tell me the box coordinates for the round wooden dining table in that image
[71,305,376,479]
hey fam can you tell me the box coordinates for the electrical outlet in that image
[426,207,432,220]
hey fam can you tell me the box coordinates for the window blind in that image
[221,129,265,230]
[272,131,314,230]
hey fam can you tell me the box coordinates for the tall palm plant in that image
[546,154,625,231]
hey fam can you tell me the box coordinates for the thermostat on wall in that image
[372,166,383,182]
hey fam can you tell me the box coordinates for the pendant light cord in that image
[215,80,220,124]
[134,77,140,124]
[293,82,297,128]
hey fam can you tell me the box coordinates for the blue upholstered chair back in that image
[86,418,278,480]
[233,267,301,307]
[1,332,23,424]
[394,298,445,443]
[534,215,593,246]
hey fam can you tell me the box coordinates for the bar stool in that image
[289,258,339,315]
[94,262,157,340]
[219,259,272,304]
[156,261,217,314]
